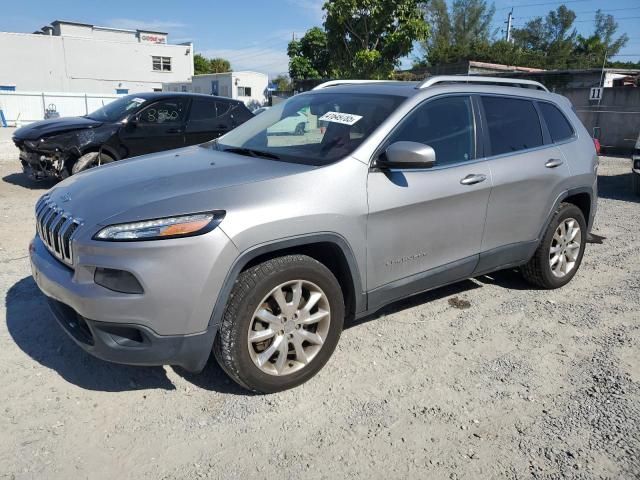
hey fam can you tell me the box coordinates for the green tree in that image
[209,58,232,73]
[288,27,331,79]
[194,53,211,75]
[419,0,496,66]
[323,0,429,79]
[572,10,628,68]
[272,74,292,91]
[193,54,232,75]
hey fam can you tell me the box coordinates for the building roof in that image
[50,19,168,35]
[468,60,545,73]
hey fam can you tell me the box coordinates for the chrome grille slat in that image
[34,194,81,267]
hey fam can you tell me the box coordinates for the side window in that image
[387,96,474,166]
[538,102,574,143]
[188,98,217,128]
[482,96,543,155]
[215,102,232,117]
[138,100,186,125]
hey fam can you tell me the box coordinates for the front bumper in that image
[46,297,215,372]
[29,227,238,372]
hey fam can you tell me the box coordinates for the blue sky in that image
[1,0,639,78]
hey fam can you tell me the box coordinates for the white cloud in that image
[199,47,290,78]
[105,18,187,32]
[286,0,325,22]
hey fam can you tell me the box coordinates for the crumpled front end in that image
[14,136,72,180]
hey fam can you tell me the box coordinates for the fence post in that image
[41,92,46,120]
[84,94,88,115]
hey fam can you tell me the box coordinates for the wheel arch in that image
[78,144,120,161]
[539,186,594,239]
[208,233,365,333]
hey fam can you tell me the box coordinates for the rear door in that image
[120,97,188,157]
[366,95,492,305]
[184,97,221,145]
[479,95,572,255]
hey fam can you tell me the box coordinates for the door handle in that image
[460,173,487,185]
[545,158,564,168]
[166,127,184,134]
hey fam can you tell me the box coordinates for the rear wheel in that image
[521,203,587,289]
[214,255,344,393]
[71,151,114,174]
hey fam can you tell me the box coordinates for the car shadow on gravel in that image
[6,276,176,392]
[597,171,639,204]
[2,173,56,190]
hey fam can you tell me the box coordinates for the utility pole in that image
[505,9,514,43]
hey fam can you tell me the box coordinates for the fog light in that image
[94,268,144,294]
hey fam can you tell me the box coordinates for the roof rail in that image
[416,75,548,92]
[312,80,401,90]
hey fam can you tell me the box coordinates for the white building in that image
[0,20,194,94]
[164,72,268,109]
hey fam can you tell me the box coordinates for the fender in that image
[538,186,594,240]
[80,143,121,161]
[207,232,365,332]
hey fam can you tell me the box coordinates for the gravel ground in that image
[0,131,638,479]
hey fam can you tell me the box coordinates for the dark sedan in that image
[13,92,254,180]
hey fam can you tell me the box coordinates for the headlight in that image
[94,212,225,241]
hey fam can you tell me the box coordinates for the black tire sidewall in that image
[72,151,114,174]
[220,258,344,393]
[539,204,587,288]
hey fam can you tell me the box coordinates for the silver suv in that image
[30,76,598,393]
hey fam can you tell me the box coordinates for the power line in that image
[517,6,640,21]
[496,0,590,11]
[575,15,640,23]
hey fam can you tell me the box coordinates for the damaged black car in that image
[12,92,254,180]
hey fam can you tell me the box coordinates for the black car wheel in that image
[72,151,114,175]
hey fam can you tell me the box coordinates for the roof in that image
[468,60,545,73]
[309,77,551,97]
[124,92,243,103]
[51,20,168,35]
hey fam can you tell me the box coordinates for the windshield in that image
[214,92,405,166]
[87,95,148,122]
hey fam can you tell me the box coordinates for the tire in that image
[633,172,640,196]
[71,151,114,175]
[214,254,344,393]
[521,203,587,289]
[294,123,305,136]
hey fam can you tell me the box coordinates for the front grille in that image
[35,194,81,266]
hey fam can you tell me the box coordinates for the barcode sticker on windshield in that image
[319,111,362,126]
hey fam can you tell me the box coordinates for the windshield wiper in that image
[222,147,280,160]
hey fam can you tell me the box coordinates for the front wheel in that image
[71,151,114,175]
[214,255,344,393]
[521,203,587,289]
[294,123,305,136]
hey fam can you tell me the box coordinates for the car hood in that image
[14,116,104,141]
[47,145,315,227]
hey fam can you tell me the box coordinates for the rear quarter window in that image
[482,96,543,156]
[538,102,574,143]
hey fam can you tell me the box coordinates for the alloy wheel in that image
[549,217,581,278]
[247,280,331,376]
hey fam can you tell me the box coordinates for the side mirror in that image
[379,141,436,169]
[124,116,138,132]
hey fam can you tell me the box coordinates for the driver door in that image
[120,98,188,157]
[366,95,491,307]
